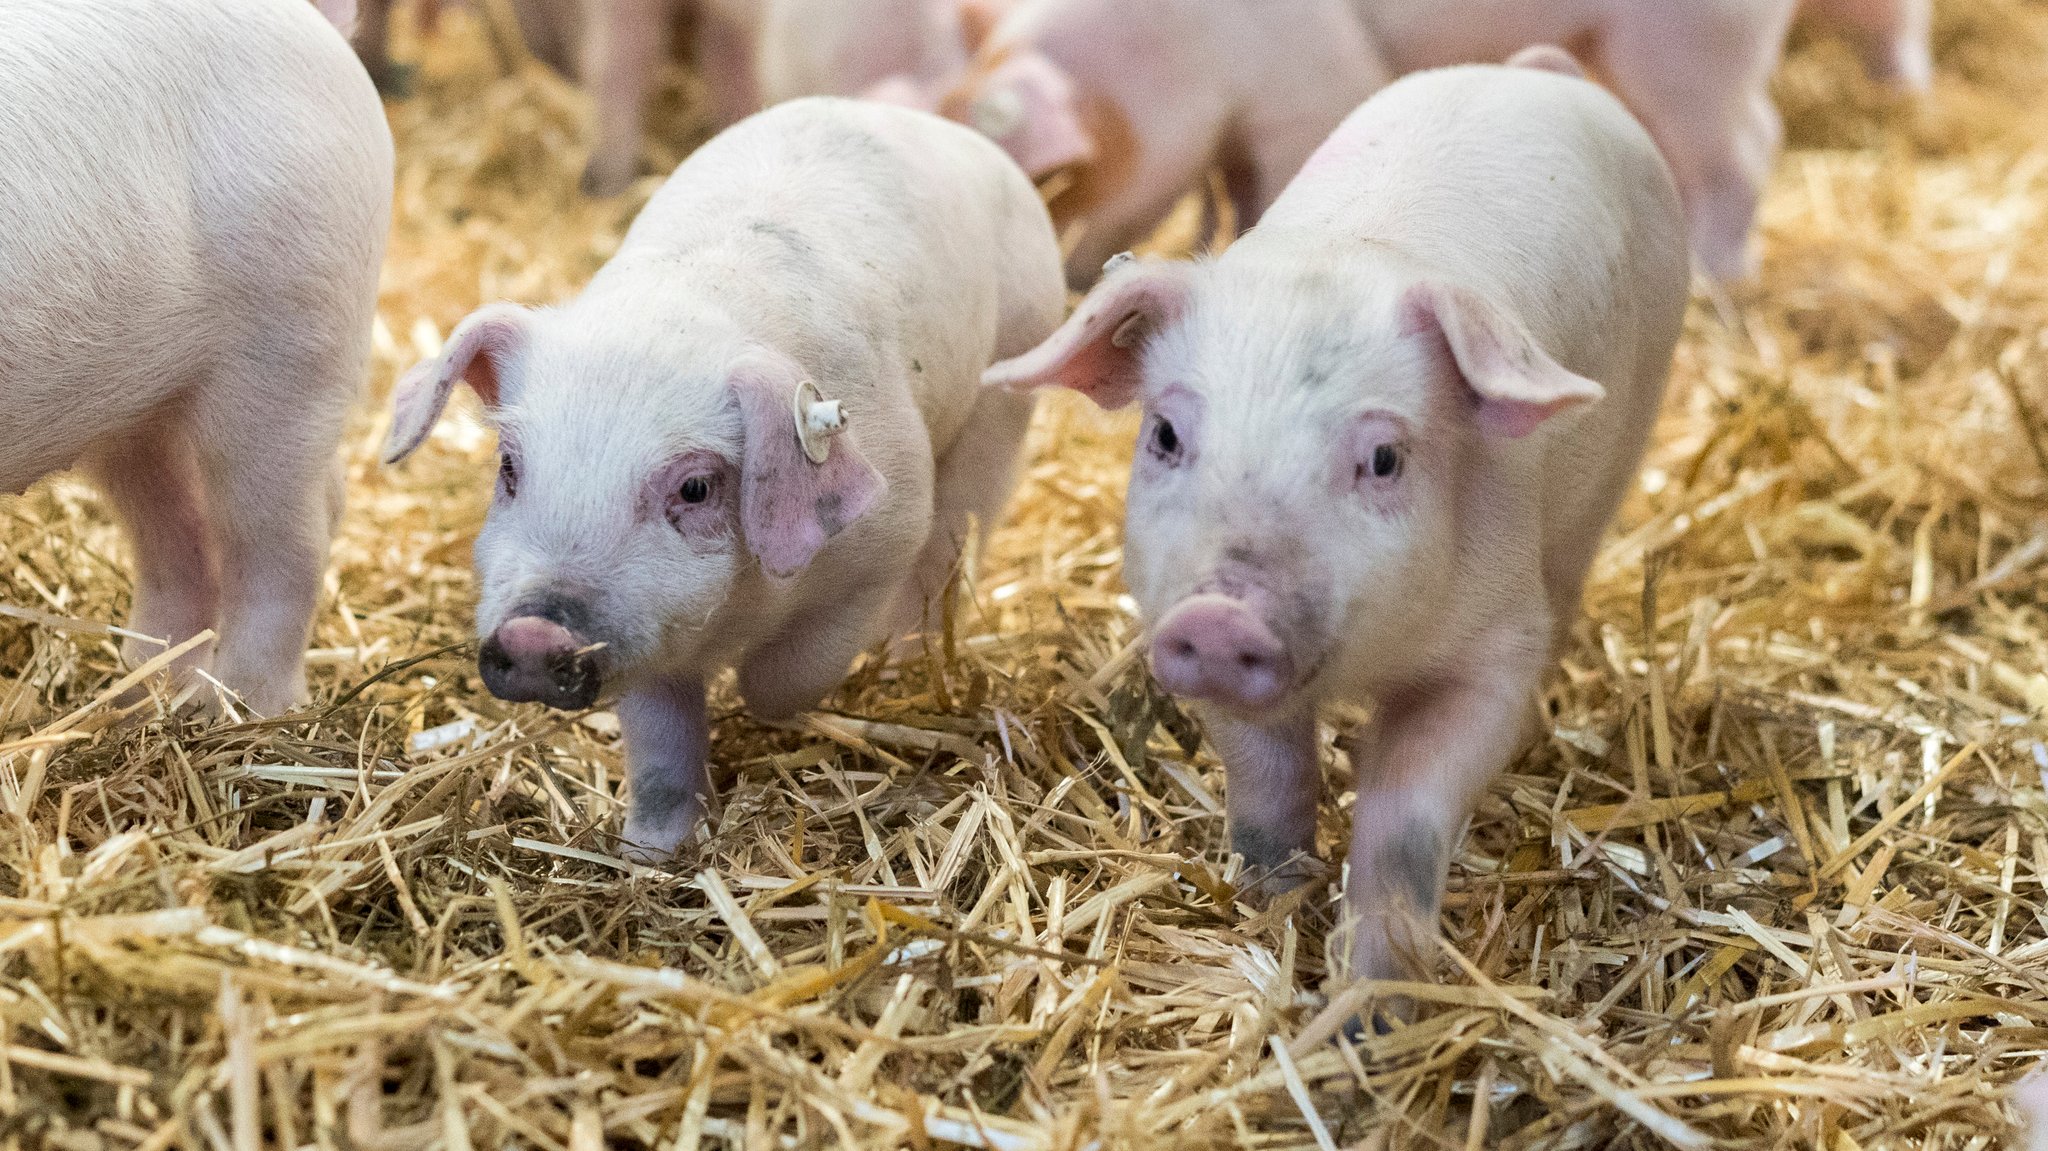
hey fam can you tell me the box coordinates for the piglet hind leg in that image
[86,415,222,698]
[737,574,900,720]
[1339,654,1548,1020]
[618,673,712,862]
[1602,0,1793,282]
[190,360,352,718]
[1205,706,1324,898]
[888,389,1037,642]
[581,0,669,196]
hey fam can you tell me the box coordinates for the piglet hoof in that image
[619,806,705,865]
[1338,1007,1399,1046]
[1229,827,1324,903]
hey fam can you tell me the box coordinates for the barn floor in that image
[4,3,2048,1148]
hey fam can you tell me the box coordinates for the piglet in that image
[922,0,1391,287]
[986,59,1690,986]
[529,0,763,197]
[385,97,1063,860]
[754,0,990,107]
[0,0,391,716]
[1349,0,1806,281]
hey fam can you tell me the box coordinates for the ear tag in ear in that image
[792,378,848,465]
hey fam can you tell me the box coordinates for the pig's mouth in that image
[477,608,609,711]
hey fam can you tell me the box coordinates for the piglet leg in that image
[1209,706,1323,896]
[1342,652,1545,988]
[737,575,898,719]
[87,417,221,692]
[1602,0,1795,281]
[582,0,669,196]
[1805,0,1934,92]
[191,358,349,717]
[619,673,712,861]
[694,0,758,128]
[891,389,1037,640]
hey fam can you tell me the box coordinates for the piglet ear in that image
[1402,283,1605,439]
[314,0,359,35]
[983,255,1190,410]
[383,303,532,464]
[966,50,1092,178]
[731,354,888,579]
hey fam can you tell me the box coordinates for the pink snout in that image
[479,615,602,710]
[1149,595,1295,711]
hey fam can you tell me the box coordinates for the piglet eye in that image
[679,476,711,504]
[498,452,519,499]
[1371,443,1403,480]
[1150,417,1182,462]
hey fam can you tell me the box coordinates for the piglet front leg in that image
[1342,646,1546,988]
[618,673,712,861]
[582,0,670,196]
[1207,707,1323,896]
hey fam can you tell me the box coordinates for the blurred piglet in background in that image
[536,0,979,198]
[385,98,1064,861]
[900,0,1391,288]
[1,0,392,716]
[987,53,1690,988]
[754,0,998,107]
[1347,0,1932,281]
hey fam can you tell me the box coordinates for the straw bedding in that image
[4,3,2048,1147]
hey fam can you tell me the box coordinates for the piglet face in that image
[469,344,753,701]
[1121,312,1459,715]
[386,307,884,707]
[987,258,1603,713]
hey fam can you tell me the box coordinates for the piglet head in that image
[386,307,886,707]
[994,261,1601,713]
[940,45,1093,180]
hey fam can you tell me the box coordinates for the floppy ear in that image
[383,303,533,464]
[730,354,888,579]
[966,49,1092,178]
[1402,283,1605,439]
[983,256,1191,410]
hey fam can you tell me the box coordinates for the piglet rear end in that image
[0,0,392,715]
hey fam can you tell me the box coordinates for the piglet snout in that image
[1150,595,1294,711]
[479,616,603,710]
